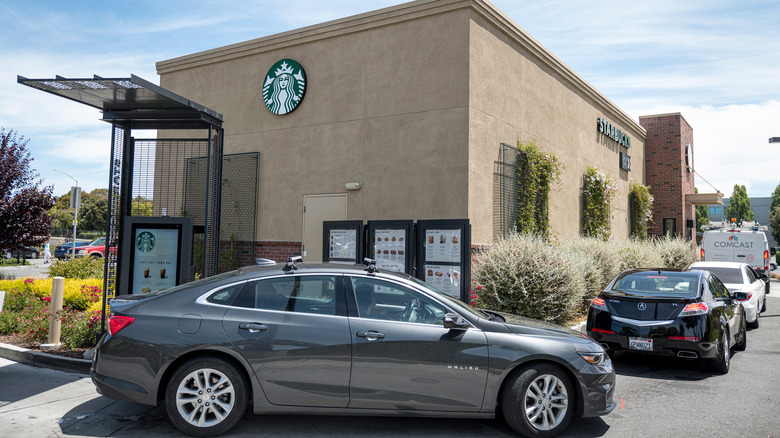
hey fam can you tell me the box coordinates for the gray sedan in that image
[91,259,615,437]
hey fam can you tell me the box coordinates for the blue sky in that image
[2,0,779,198]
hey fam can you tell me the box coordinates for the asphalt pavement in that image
[0,256,52,279]
[1,274,778,437]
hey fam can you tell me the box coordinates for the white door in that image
[302,194,347,262]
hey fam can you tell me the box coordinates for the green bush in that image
[60,309,103,349]
[563,237,622,310]
[16,300,51,344]
[655,236,696,268]
[49,256,104,279]
[475,233,585,325]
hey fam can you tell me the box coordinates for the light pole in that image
[53,169,80,257]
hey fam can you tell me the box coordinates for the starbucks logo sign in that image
[136,231,156,253]
[262,59,306,115]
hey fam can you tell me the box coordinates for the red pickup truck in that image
[74,237,116,258]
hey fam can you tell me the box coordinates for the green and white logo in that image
[136,231,156,253]
[263,59,306,115]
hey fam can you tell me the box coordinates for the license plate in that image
[629,337,653,351]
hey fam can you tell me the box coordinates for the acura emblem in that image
[637,302,647,311]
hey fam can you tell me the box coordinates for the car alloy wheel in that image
[502,364,573,437]
[165,357,248,436]
[709,331,730,374]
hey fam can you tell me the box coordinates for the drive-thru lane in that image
[2,280,779,437]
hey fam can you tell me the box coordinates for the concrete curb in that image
[0,342,90,375]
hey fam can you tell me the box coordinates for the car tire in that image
[501,363,574,437]
[165,357,249,437]
[761,299,767,313]
[748,309,760,329]
[29,251,38,259]
[734,317,747,351]
[708,330,730,374]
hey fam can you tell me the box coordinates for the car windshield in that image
[692,267,743,284]
[409,277,485,319]
[611,272,699,297]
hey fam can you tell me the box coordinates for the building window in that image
[663,218,677,238]
[708,206,721,215]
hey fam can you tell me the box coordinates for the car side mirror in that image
[443,313,470,330]
[759,273,769,281]
[732,292,749,301]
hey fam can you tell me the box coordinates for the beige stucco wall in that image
[156,0,646,246]
[466,1,646,244]
[158,2,472,243]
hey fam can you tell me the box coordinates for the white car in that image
[689,261,766,328]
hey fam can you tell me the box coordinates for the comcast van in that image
[700,220,770,294]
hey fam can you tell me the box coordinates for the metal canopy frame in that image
[18,74,224,332]
[18,74,223,130]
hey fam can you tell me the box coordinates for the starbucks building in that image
[155,0,647,265]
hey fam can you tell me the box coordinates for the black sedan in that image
[92,258,616,437]
[54,241,90,259]
[4,247,40,259]
[587,268,747,374]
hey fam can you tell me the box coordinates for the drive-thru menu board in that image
[368,220,414,274]
[417,219,470,301]
[322,221,364,264]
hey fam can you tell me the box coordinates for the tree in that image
[79,189,108,232]
[771,182,780,213]
[694,188,709,232]
[770,183,780,242]
[724,184,754,223]
[0,128,54,252]
[770,207,780,246]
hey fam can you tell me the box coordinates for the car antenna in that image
[363,258,379,275]
[283,256,302,273]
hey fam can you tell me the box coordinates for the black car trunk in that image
[602,292,689,321]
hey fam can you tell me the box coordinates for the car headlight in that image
[579,351,608,366]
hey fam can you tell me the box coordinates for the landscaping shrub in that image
[656,236,696,268]
[60,309,103,349]
[475,232,585,325]
[617,238,663,271]
[564,236,622,310]
[0,277,104,348]
[48,256,104,279]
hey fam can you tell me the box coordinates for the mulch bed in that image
[0,333,90,359]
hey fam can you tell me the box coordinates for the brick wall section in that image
[231,240,302,268]
[639,113,696,239]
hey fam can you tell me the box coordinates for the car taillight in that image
[764,250,770,261]
[108,315,135,336]
[700,248,705,261]
[679,302,708,316]
[591,327,615,334]
[735,292,752,302]
[590,297,608,311]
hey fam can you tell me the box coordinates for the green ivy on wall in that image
[516,142,562,235]
[582,167,616,240]
[629,183,653,240]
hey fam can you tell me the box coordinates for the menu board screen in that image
[424,229,461,263]
[132,228,179,294]
[329,229,357,260]
[373,228,407,272]
[424,264,461,298]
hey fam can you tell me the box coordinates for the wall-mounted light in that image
[345,182,362,191]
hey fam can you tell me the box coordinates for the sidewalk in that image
[0,257,51,279]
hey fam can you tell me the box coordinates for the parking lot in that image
[1,280,778,437]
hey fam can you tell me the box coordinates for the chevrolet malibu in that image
[587,268,746,374]
[92,259,615,437]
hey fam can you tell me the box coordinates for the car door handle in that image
[239,322,268,333]
[356,331,385,340]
